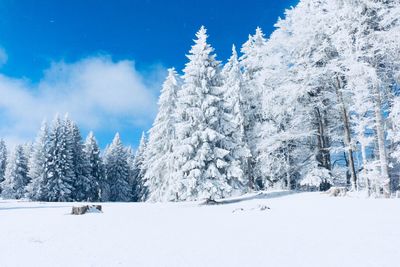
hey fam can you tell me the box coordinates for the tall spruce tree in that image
[239,27,268,188]
[66,117,93,201]
[26,121,50,200]
[220,45,251,193]
[144,69,180,202]
[172,26,232,201]
[44,115,75,202]
[83,131,105,201]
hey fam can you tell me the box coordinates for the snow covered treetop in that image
[189,25,213,57]
[184,25,219,78]
[165,68,179,87]
[112,132,122,147]
[230,44,238,64]
[195,25,207,43]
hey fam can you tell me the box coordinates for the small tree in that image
[104,133,131,202]
[1,145,29,199]
[0,139,7,187]
[132,133,148,201]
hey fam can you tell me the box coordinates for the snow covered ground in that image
[0,191,399,267]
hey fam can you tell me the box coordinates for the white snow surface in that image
[0,191,399,267]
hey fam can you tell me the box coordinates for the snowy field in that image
[0,191,399,267]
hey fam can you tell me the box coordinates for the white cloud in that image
[0,55,165,148]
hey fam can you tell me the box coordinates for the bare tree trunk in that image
[285,144,291,190]
[360,141,370,196]
[247,158,255,190]
[335,75,357,191]
[372,84,390,197]
[315,107,332,171]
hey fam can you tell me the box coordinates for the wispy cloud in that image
[0,55,164,147]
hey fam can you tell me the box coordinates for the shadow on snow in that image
[209,190,301,205]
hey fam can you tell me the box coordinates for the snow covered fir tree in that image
[0,139,7,189]
[1,0,400,202]
[0,145,29,199]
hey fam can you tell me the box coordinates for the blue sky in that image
[0,0,298,149]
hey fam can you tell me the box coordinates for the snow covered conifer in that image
[44,115,75,201]
[104,133,131,202]
[26,121,50,200]
[126,146,138,201]
[132,132,148,201]
[0,139,7,185]
[83,131,105,201]
[145,68,180,202]
[172,26,233,201]
[65,117,94,201]
[1,145,29,199]
[220,45,251,192]
[240,27,267,76]
[239,27,267,187]
[22,142,34,163]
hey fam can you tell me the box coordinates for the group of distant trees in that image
[0,116,147,202]
[1,0,399,202]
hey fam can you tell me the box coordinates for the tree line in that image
[0,116,147,201]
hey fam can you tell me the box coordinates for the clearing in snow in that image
[0,191,399,267]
